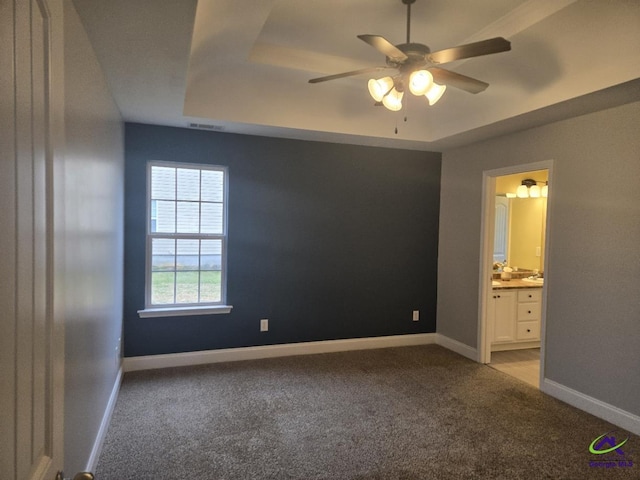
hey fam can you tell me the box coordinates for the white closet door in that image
[0,1,65,479]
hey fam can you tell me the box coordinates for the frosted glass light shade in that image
[367,77,394,102]
[529,185,541,198]
[516,185,529,198]
[425,82,446,105]
[409,70,433,96]
[382,88,404,111]
[541,184,548,197]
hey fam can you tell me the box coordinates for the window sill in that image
[137,305,233,318]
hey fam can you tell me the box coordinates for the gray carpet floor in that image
[96,345,638,479]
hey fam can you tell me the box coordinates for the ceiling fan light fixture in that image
[425,82,446,105]
[382,88,404,111]
[367,77,395,102]
[408,70,433,96]
[308,1,512,113]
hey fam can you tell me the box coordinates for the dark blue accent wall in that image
[124,123,441,357]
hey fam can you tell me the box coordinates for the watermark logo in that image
[588,431,634,469]
[589,432,628,455]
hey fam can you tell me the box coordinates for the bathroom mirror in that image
[494,170,548,271]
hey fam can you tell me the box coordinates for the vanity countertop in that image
[492,278,543,289]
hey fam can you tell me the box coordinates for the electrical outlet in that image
[260,319,269,332]
[412,310,419,322]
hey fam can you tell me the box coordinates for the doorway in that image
[478,161,553,390]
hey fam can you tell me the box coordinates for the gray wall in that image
[438,100,640,417]
[63,3,124,472]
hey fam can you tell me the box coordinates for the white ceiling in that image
[72,0,640,151]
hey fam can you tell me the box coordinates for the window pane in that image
[151,272,175,304]
[176,271,199,304]
[176,201,199,233]
[151,166,175,200]
[152,238,175,271]
[150,200,158,232]
[148,163,227,308]
[201,239,222,270]
[201,170,224,202]
[154,201,176,233]
[200,271,221,302]
[176,239,199,271]
[201,202,223,234]
[177,168,200,201]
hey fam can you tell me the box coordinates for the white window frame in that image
[138,160,232,318]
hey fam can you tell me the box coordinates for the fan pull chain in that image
[394,114,409,135]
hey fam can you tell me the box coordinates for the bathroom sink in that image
[522,277,544,284]
[492,281,501,286]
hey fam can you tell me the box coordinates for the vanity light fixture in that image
[515,178,548,198]
[529,184,541,198]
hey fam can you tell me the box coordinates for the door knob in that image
[56,472,94,480]
[74,474,94,480]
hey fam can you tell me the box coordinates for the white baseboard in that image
[111,339,640,444]
[542,378,640,436]
[124,333,438,372]
[436,334,478,361]
[86,365,123,472]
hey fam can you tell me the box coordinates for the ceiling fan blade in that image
[428,67,489,94]
[357,35,408,62]
[309,66,393,84]
[428,37,511,64]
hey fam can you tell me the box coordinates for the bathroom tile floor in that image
[489,348,540,388]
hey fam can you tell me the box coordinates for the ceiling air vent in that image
[188,122,225,132]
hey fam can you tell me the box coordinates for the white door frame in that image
[477,160,554,388]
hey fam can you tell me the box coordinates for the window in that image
[138,161,232,317]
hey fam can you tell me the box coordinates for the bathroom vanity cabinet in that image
[490,287,541,350]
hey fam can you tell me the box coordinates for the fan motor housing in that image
[387,42,431,71]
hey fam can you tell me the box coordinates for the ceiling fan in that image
[309,0,511,111]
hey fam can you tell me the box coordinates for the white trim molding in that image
[86,366,123,472]
[124,333,438,372]
[543,379,640,436]
[436,334,478,361]
[138,305,233,318]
